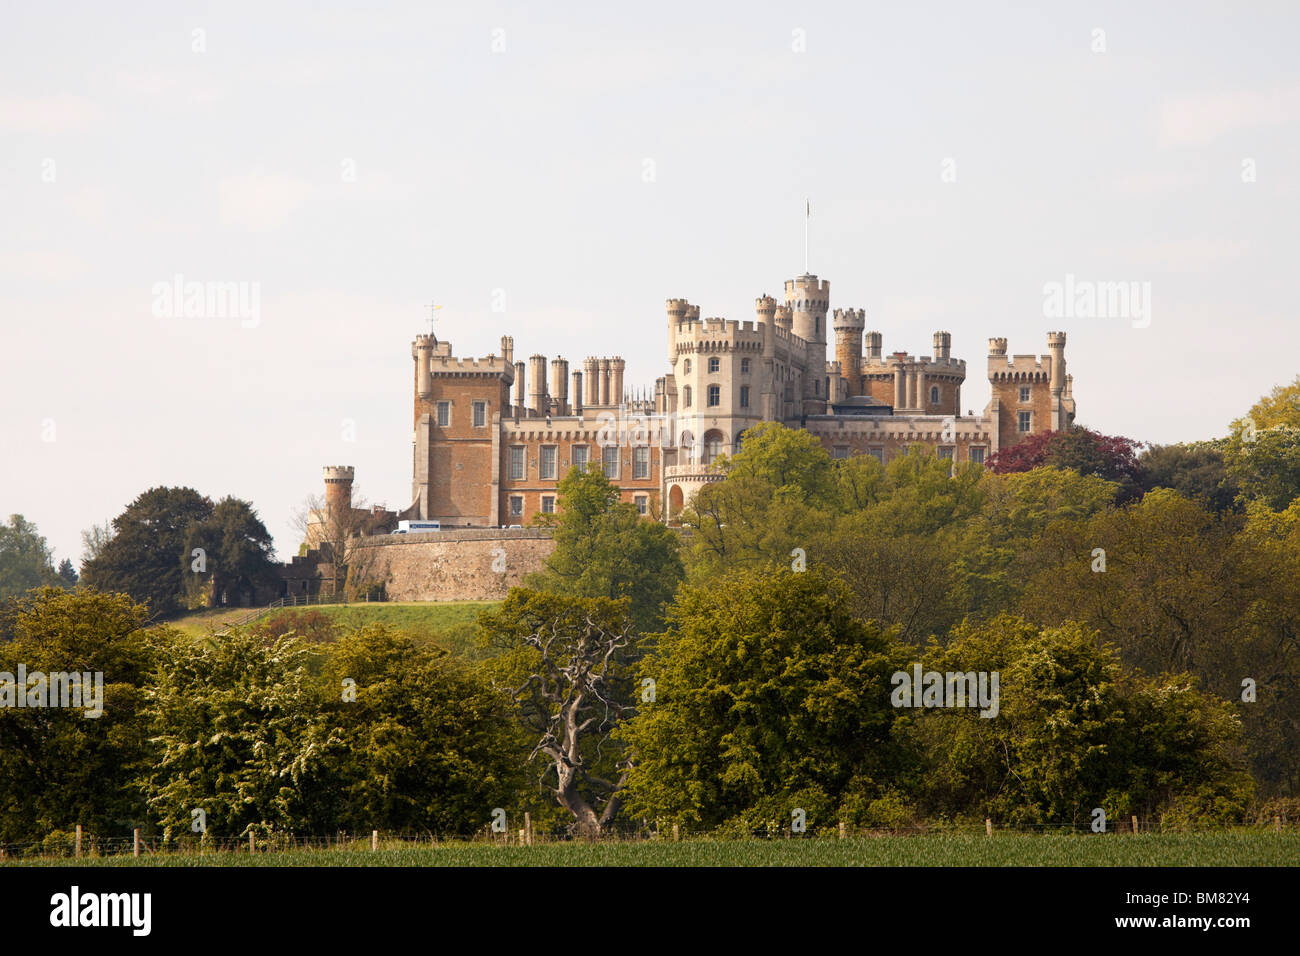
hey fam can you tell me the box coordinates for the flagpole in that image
[804,198,810,274]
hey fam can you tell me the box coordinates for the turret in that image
[988,337,1008,357]
[611,357,625,406]
[514,360,527,411]
[529,354,548,415]
[598,358,612,405]
[785,274,830,356]
[323,465,355,519]
[571,370,583,416]
[583,357,600,407]
[865,331,883,361]
[833,307,866,395]
[1047,331,1067,429]
[551,357,569,415]
[755,294,777,326]
[413,334,434,400]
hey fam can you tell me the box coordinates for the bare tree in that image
[500,599,636,838]
[289,489,389,599]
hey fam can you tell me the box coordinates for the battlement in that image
[323,465,355,482]
[988,337,1008,356]
[988,353,1051,382]
[430,353,509,373]
[832,307,866,328]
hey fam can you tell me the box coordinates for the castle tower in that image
[571,370,583,415]
[667,298,689,365]
[785,273,830,412]
[323,465,355,519]
[528,355,548,415]
[755,294,777,327]
[551,357,569,415]
[1047,332,1066,430]
[833,307,866,397]
[583,357,599,407]
[514,360,527,411]
[413,335,434,400]
[501,335,514,368]
[775,304,793,331]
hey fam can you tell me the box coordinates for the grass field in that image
[163,601,499,658]
[9,833,1298,867]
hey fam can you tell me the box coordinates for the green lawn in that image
[9,833,1298,867]
[160,601,499,658]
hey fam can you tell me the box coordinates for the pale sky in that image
[3,1,1298,568]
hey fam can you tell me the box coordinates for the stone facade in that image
[349,529,555,601]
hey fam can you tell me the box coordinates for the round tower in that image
[514,360,527,410]
[323,466,355,519]
[551,357,570,414]
[611,357,625,407]
[933,331,952,360]
[865,330,883,361]
[833,307,866,396]
[583,357,600,407]
[755,294,777,326]
[1047,331,1067,429]
[774,305,793,331]
[412,334,434,400]
[784,273,830,353]
[988,337,1008,357]
[528,354,548,414]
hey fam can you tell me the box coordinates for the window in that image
[703,434,722,464]
[541,495,555,514]
[509,496,523,518]
[930,386,939,405]
[437,401,450,427]
[473,401,487,427]
[707,385,720,407]
[635,495,648,515]
[602,445,619,479]
[833,446,849,459]
[708,357,719,373]
[868,448,884,463]
[633,446,650,479]
[571,445,588,473]
[937,446,954,460]
[1018,411,1031,433]
[683,359,691,374]
[540,445,556,479]
[741,358,750,374]
[1019,386,1030,403]
[509,446,525,479]
[813,379,819,396]
[970,447,986,465]
[682,386,692,407]
[740,385,750,408]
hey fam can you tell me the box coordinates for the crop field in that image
[9,832,1298,867]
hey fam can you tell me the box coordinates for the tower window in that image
[683,359,692,374]
[1019,386,1030,403]
[473,401,487,427]
[930,386,939,405]
[509,446,525,479]
[707,385,720,407]
[708,357,720,373]
[437,401,451,427]
[740,385,750,408]
[683,386,692,407]
[741,358,750,374]
[1018,411,1032,433]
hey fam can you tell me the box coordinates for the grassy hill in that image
[162,601,500,660]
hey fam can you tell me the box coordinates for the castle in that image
[315,267,1076,537]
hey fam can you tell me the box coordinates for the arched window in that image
[680,431,696,463]
[702,429,725,465]
[930,386,939,405]
[683,358,691,374]
[682,385,692,407]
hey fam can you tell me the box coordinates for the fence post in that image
[672,824,680,842]
[839,822,846,840]
[1131,815,1139,834]
[249,831,255,853]
[524,812,533,846]
[372,829,378,851]
[75,824,82,858]
[133,829,140,858]
[985,818,993,837]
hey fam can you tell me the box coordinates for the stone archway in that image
[669,485,684,518]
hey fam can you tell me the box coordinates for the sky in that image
[2,0,1298,568]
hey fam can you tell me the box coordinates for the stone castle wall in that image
[351,528,555,601]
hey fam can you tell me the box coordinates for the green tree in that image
[619,567,910,832]
[0,587,166,843]
[81,487,214,619]
[138,628,333,842]
[183,496,278,608]
[527,465,682,633]
[314,624,526,836]
[1138,442,1239,514]
[0,515,59,600]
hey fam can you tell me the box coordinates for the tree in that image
[527,465,683,633]
[183,496,278,608]
[479,589,639,838]
[1138,442,1239,514]
[1225,424,1300,512]
[315,624,526,835]
[0,588,166,843]
[56,558,78,587]
[138,628,333,842]
[79,521,113,570]
[1241,374,1300,430]
[988,426,1144,500]
[619,567,910,832]
[0,515,59,600]
[80,487,214,619]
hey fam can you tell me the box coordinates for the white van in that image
[393,520,440,534]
